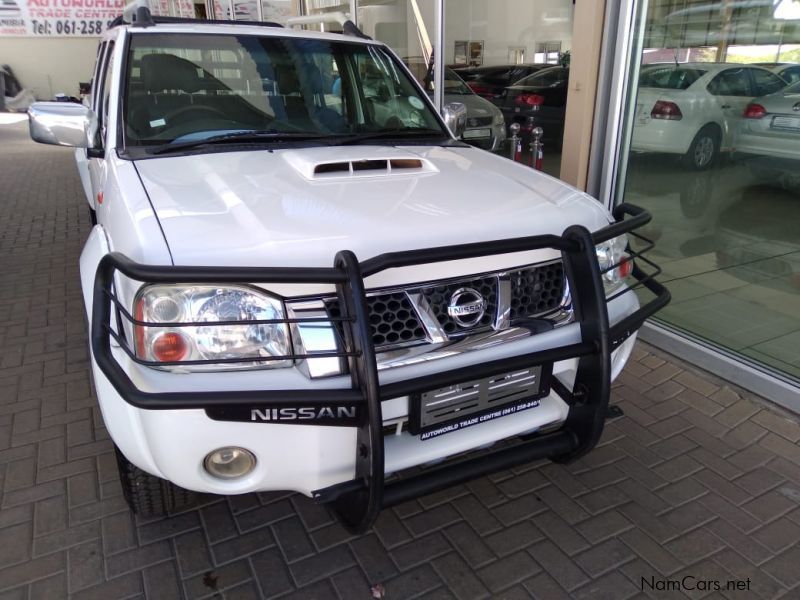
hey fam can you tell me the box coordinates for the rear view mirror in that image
[442,102,468,138]
[28,102,98,148]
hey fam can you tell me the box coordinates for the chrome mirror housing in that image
[442,102,468,139]
[28,102,98,148]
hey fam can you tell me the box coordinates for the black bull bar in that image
[91,203,670,533]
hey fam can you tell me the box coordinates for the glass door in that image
[616,0,800,382]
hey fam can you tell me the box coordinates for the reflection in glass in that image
[620,0,800,380]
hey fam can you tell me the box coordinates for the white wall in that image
[0,37,99,100]
[444,0,573,65]
[359,0,574,66]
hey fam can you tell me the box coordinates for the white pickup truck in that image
[27,9,668,532]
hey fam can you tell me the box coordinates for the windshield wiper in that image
[329,128,449,146]
[149,130,334,155]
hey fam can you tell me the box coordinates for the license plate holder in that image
[463,128,492,139]
[408,364,553,440]
[771,115,800,131]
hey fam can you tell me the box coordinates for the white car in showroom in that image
[26,7,667,533]
[631,62,787,169]
[736,80,800,189]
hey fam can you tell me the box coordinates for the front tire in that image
[683,126,720,170]
[115,446,198,517]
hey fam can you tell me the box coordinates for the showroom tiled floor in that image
[2,119,800,599]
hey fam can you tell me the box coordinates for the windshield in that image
[513,67,568,88]
[403,60,473,95]
[639,66,706,90]
[123,33,445,148]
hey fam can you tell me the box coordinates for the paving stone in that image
[67,539,103,592]
[141,561,182,600]
[383,564,442,599]
[741,489,797,523]
[105,540,173,579]
[432,553,491,600]
[450,494,502,537]
[571,571,640,600]
[212,526,275,565]
[574,538,635,578]
[522,572,571,600]
[443,521,496,567]
[330,566,372,600]
[477,551,539,593]
[620,529,682,576]
[665,528,725,565]
[527,541,589,592]
[750,517,800,554]
[713,548,785,600]
[349,534,397,581]
[752,410,800,443]
[531,511,590,556]
[483,520,542,558]
[575,510,633,544]
[288,546,355,587]
[250,548,294,598]
[184,559,251,599]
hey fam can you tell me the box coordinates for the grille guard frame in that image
[91,202,670,533]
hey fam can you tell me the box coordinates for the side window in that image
[751,69,786,96]
[707,69,751,96]
[782,67,800,84]
[99,42,116,141]
[91,42,107,111]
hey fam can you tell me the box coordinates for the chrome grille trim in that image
[286,259,573,378]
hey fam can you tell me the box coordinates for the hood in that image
[134,145,610,285]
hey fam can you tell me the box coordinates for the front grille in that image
[421,276,497,336]
[327,293,426,348]
[324,261,567,350]
[508,263,566,322]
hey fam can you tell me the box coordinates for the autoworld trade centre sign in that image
[0,0,193,36]
[0,0,124,36]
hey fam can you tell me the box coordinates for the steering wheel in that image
[161,104,230,127]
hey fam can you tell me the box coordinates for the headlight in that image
[493,110,505,126]
[133,285,291,371]
[596,234,633,295]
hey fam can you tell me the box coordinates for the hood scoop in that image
[282,147,437,180]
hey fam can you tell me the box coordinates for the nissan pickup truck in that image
[27,8,669,533]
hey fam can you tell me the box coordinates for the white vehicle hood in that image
[134,145,611,277]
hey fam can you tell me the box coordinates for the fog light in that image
[204,447,256,480]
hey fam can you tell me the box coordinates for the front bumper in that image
[91,203,669,533]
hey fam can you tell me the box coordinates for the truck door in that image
[88,41,115,215]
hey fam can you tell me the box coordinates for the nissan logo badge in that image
[447,287,487,327]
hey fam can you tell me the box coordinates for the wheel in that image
[683,125,720,170]
[114,445,198,517]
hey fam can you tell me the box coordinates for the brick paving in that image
[1,118,800,599]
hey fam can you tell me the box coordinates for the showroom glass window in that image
[616,0,800,381]
[358,0,575,177]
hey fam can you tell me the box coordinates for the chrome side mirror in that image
[442,102,468,139]
[28,102,98,148]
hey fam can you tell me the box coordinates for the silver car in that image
[735,82,800,169]
[405,59,506,151]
